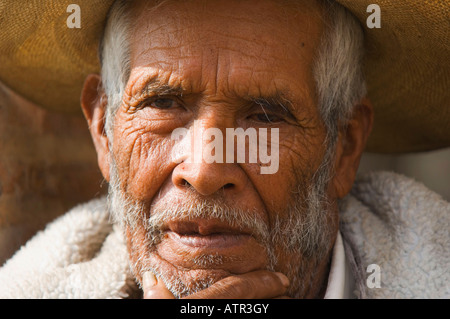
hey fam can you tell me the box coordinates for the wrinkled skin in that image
[81,0,373,298]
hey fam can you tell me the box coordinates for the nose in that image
[171,118,247,196]
[172,161,246,196]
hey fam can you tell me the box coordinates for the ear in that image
[81,74,111,182]
[331,98,374,198]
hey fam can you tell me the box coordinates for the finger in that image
[184,270,289,299]
[142,271,176,299]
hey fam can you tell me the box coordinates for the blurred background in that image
[358,149,450,202]
[0,81,105,265]
[0,80,449,266]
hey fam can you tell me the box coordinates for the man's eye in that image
[144,97,179,109]
[251,113,283,123]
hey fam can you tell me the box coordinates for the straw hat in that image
[0,0,448,153]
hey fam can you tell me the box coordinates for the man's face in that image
[108,0,338,298]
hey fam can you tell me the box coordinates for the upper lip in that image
[164,218,252,236]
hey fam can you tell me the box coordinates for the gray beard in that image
[107,150,335,298]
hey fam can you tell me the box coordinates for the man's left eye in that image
[250,113,283,123]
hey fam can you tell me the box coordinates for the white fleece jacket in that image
[0,171,448,298]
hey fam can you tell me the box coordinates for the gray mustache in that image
[143,201,270,245]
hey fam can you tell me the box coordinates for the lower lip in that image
[167,231,251,249]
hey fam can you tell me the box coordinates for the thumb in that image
[142,271,175,299]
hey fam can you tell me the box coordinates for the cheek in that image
[246,129,326,216]
[113,116,176,201]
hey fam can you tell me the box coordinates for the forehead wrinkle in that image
[132,0,322,59]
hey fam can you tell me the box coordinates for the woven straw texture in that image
[336,0,450,152]
[0,1,112,114]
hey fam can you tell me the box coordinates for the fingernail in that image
[143,271,157,288]
[275,272,290,287]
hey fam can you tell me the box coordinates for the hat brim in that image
[336,0,450,153]
[0,0,449,153]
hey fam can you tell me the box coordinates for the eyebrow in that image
[136,78,185,99]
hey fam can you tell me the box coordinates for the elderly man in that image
[0,0,448,299]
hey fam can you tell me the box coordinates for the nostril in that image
[223,183,234,189]
[182,179,192,188]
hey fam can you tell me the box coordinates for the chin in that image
[126,223,270,298]
[147,253,233,298]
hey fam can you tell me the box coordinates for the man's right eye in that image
[142,97,180,110]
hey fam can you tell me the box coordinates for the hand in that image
[142,270,290,299]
